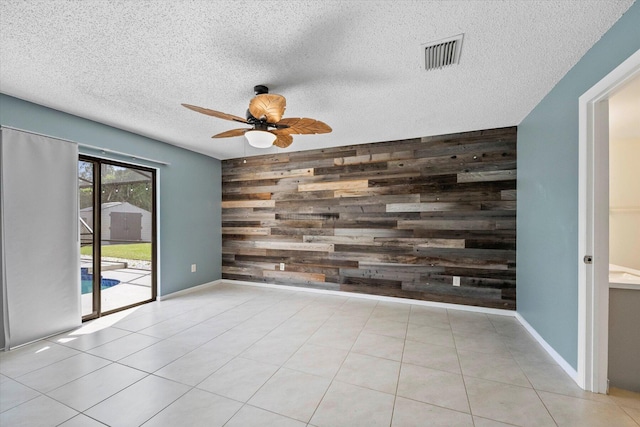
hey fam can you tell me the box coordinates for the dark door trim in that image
[80,155,158,321]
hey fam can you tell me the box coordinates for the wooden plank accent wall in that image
[221,127,517,309]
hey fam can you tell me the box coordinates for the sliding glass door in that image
[79,156,157,320]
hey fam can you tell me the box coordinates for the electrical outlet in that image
[191,264,197,273]
[452,276,460,286]
[280,262,285,271]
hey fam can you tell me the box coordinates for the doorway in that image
[79,156,157,320]
[578,49,640,393]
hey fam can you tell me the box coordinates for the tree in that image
[78,162,153,212]
[101,164,153,211]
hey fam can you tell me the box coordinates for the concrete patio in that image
[80,256,152,315]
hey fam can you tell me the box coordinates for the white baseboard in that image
[515,312,579,382]
[174,279,578,386]
[222,279,516,317]
[227,279,580,384]
[158,280,223,301]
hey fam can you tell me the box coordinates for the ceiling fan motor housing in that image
[254,85,269,95]
[245,110,271,129]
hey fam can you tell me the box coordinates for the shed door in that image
[110,212,142,241]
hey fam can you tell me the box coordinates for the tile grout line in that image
[305,298,380,424]
[387,303,412,427]
[448,307,478,426]
[5,283,639,426]
[4,287,276,425]
[80,287,303,425]
[218,291,343,425]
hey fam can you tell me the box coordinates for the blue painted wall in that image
[0,94,222,296]
[517,2,640,368]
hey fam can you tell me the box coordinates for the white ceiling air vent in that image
[422,34,464,71]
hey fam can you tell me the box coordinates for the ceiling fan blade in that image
[248,94,286,123]
[276,117,332,135]
[272,133,293,148]
[182,103,249,124]
[212,128,250,138]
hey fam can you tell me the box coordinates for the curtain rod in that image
[1,125,170,166]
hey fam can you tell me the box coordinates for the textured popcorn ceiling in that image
[0,0,635,159]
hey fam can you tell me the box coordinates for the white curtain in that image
[0,128,80,350]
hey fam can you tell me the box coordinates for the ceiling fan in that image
[182,85,332,149]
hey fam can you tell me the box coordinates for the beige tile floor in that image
[1,282,638,426]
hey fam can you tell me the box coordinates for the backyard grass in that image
[81,243,151,261]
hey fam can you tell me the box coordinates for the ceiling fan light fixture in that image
[245,130,276,148]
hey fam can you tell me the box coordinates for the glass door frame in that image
[80,155,158,321]
[80,156,100,320]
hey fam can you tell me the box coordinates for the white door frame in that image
[577,48,640,393]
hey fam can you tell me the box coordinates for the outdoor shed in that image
[80,201,152,243]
